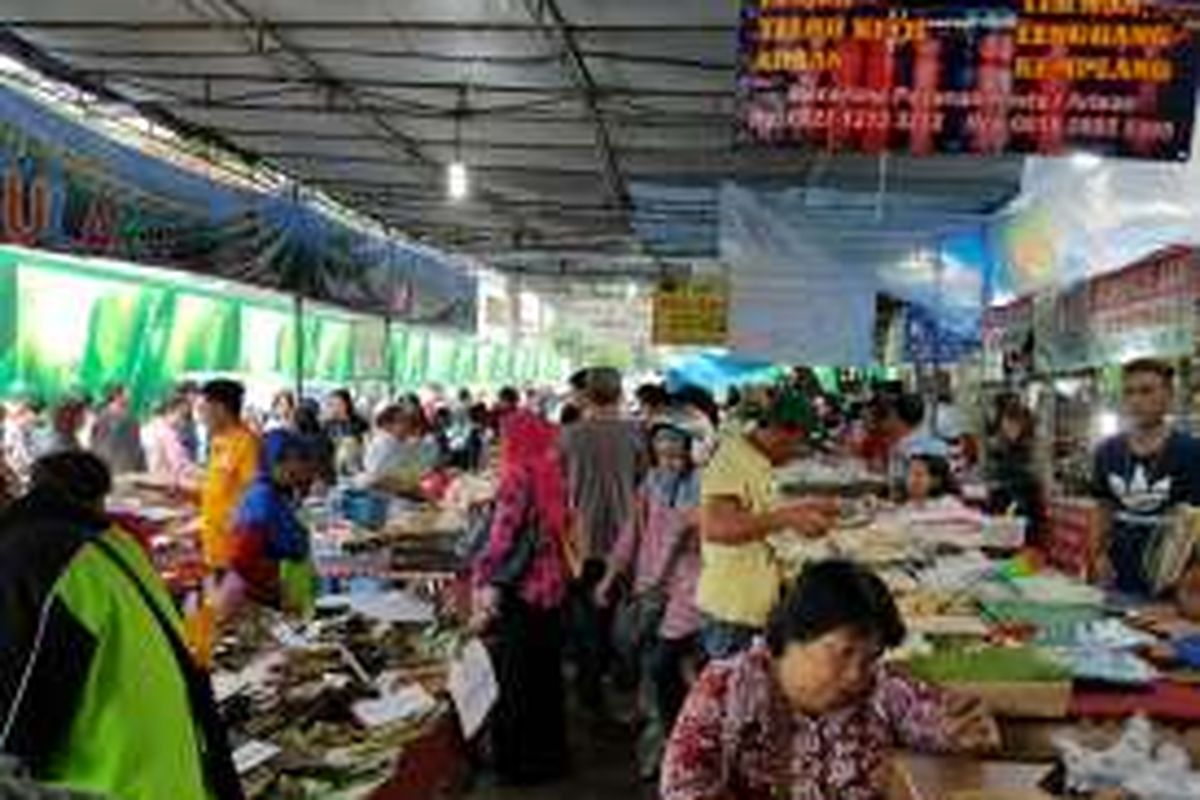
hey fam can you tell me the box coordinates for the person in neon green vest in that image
[218,429,317,619]
[0,451,243,800]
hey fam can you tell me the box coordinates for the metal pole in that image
[385,314,396,398]
[293,294,305,400]
[931,247,946,435]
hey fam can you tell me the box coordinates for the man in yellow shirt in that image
[198,379,260,571]
[699,390,837,659]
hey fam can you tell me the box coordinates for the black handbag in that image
[465,480,541,589]
[613,533,692,662]
[456,501,497,563]
[490,484,542,589]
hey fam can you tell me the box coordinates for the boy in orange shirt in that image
[198,379,260,571]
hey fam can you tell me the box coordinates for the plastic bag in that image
[1053,715,1200,799]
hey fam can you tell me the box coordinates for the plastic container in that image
[334,488,390,530]
[182,585,215,670]
[1173,635,1200,669]
[982,516,1028,550]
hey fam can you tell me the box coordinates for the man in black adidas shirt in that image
[1092,359,1200,598]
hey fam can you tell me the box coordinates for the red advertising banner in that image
[737,0,1198,160]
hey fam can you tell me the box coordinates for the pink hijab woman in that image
[475,410,568,613]
[472,409,570,786]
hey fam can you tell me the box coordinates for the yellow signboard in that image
[652,280,729,346]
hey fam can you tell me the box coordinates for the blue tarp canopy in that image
[665,351,782,395]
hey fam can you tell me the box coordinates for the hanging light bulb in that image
[447,84,469,201]
[447,160,469,201]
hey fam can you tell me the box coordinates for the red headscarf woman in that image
[474,410,568,615]
[471,409,569,786]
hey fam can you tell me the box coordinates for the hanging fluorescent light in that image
[448,84,470,201]
[447,160,469,201]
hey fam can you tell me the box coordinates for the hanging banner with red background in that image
[737,0,1198,160]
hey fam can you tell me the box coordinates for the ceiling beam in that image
[4,20,730,34]
[0,27,258,162]
[342,161,624,177]
[274,155,858,190]
[71,67,731,98]
[218,128,734,154]
[175,0,425,166]
[171,0,538,241]
[116,98,734,125]
[50,46,562,66]
[47,44,734,72]
[522,0,632,222]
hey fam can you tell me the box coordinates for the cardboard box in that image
[948,681,1072,720]
[889,755,1054,800]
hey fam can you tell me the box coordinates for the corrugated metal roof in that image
[1,0,1025,275]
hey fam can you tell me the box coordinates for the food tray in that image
[980,601,1104,646]
[905,646,1071,684]
[1051,648,1158,686]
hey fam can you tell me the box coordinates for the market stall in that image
[980,246,1200,577]
[220,485,489,799]
[211,597,472,800]
[770,482,1200,773]
[104,462,491,800]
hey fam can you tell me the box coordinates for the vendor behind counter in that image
[662,560,1000,800]
[984,400,1044,546]
[357,403,440,495]
[217,429,318,619]
[1090,358,1200,608]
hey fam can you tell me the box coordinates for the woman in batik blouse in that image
[661,560,1000,800]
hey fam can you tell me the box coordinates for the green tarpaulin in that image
[0,245,570,409]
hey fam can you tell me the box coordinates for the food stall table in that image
[224,490,481,800]
[772,464,1200,775]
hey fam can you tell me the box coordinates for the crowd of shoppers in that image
[0,376,553,800]
[0,368,1009,795]
[457,367,1010,794]
[7,357,1200,799]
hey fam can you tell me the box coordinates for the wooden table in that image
[889,755,1053,800]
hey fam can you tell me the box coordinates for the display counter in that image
[768,472,1200,775]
